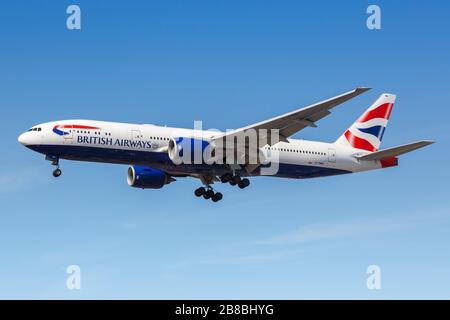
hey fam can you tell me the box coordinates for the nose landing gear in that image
[53,168,62,178]
[46,155,62,178]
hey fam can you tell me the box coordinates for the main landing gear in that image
[194,186,223,202]
[194,174,250,203]
[220,174,250,189]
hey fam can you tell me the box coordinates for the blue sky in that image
[0,0,449,299]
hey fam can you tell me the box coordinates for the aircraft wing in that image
[213,87,370,144]
[211,87,370,172]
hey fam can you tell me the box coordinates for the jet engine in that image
[168,137,214,165]
[127,165,174,189]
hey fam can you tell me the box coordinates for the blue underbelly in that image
[27,144,350,179]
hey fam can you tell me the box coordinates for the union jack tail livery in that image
[335,93,396,152]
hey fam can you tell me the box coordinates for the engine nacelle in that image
[168,137,213,165]
[127,166,172,189]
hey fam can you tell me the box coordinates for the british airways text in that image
[77,136,152,149]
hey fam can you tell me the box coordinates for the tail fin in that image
[335,93,396,152]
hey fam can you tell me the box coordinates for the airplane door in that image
[132,130,141,140]
[328,148,336,163]
[63,125,74,144]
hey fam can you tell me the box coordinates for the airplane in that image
[18,87,434,202]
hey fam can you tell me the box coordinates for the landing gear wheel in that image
[194,187,206,197]
[53,168,62,178]
[238,178,250,189]
[232,176,241,184]
[220,174,232,183]
[203,189,214,199]
[212,192,223,202]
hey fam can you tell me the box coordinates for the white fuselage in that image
[18,119,384,179]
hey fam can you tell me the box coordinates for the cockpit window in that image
[28,127,42,132]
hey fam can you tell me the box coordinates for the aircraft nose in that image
[18,132,29,145]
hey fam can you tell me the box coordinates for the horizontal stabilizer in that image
[357,140,434,161]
